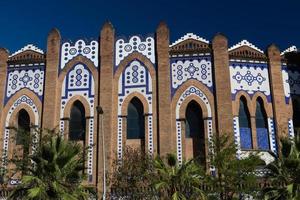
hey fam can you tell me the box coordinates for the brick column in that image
[0,48,8,117]
[268,45,290,138]
[0,48,8,157]
[212,34,233,135]
[42,28,61,130]
[156,22,173,155]
[98,22,114,195]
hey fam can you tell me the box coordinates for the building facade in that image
[0,22,299,189]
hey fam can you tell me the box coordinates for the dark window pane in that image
[257,128,270,150]
[239,98,251,128]
[127,98,144,139]
[240,127,252,149]
[255,98,270,150]
[292,98,300,130]
[239,97,252,149]
[69,101,86,141]
[185,101,204,138]
[17,109,30,145]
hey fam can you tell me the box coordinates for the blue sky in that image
[0,0,299,53]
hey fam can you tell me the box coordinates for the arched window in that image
[255,98,270,150]
[185,101,205,164]
[127,98,145,139]
[69,101,86,141]
[239,97,252,149]
[292,98,300,135]
[16,109,30,145]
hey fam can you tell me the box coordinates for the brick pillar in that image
[42,28,61,130]
[0,48,8,117]
[98,22,114,195]
[212,34,233,135]
[0,48,9,157]
[156,22,173,155]
[268,45,289,138]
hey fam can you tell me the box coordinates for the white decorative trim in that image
[228,40,264,54]
[281,46,297,56]
[282,69,291,99]
[288,119,295,138]
[10,44,44,57]
[147,115,154,154]
[170,33,209,47]
[268,118,277,154]
[229,59,267,64]
[170,53,210,58]
[233,117,241,158]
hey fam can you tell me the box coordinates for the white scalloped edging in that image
[10,44,44,57]
[228,40,264,54]
[281,46,297,56]
[170,33,209,47]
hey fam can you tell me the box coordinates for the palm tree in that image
[208,135,263,200]
[262,135,300,200]
[8,135,93,200]
[153,153,207,200]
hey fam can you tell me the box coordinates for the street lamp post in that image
[96,106,105,199]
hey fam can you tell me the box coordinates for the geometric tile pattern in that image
[287,69,300,95]
[170,56,213,96]
[115,35,155,67]
[230,61,271,102]
[59,63,95,182]
[60,39,98,70]
[5,65,45,103]
[117,60,153,160]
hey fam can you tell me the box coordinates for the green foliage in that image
[153,153,207,200]
[8,135,93,200]
[208,135,264,200]
[108,147,157,199]
[262,135,300,200]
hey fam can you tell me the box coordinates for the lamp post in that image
[96,106,105,199]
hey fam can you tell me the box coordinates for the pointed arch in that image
[238,96,252,149]
[184,100,205,165]
[255,97,270,150]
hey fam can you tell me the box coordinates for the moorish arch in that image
[172,81,214,169]
[1,91,40,173]
[233,93,277,159]
[184,100,205,166]
[57,57,98,183]
[114,54,156,160]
